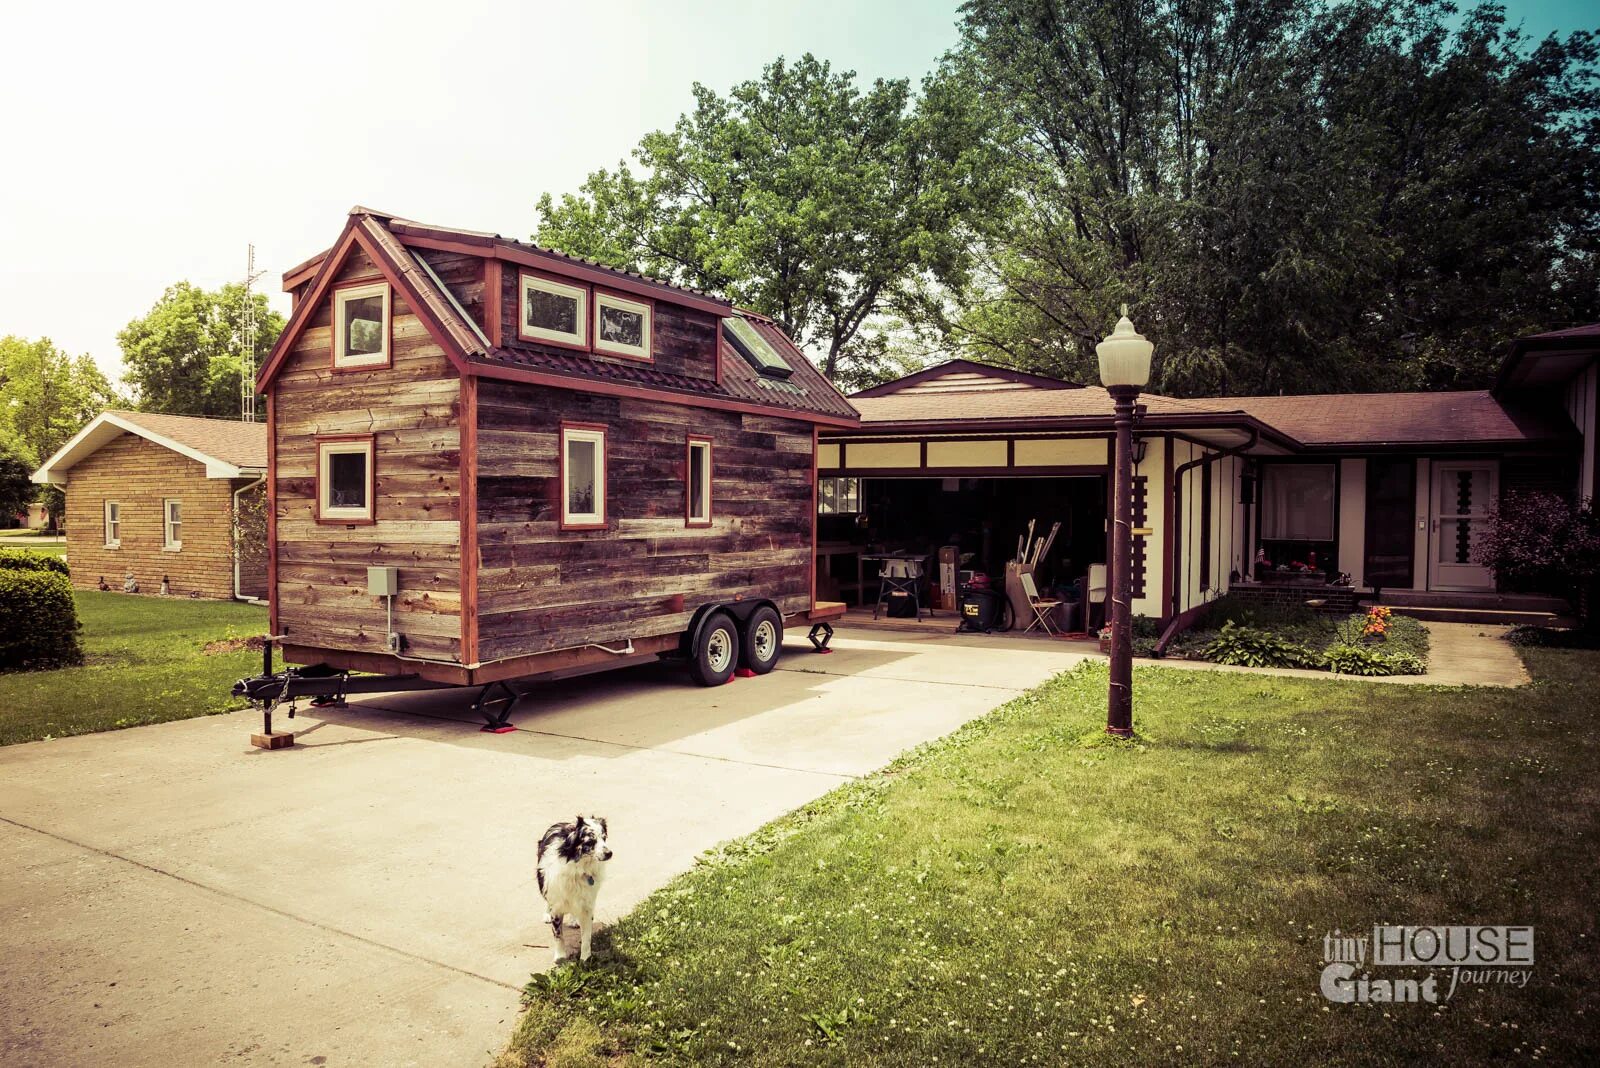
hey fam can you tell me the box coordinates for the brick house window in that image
[333,282,390,369]
[163,499,182,550]
[103,500,121,548]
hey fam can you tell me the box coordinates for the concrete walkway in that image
[0,630,1088,1068]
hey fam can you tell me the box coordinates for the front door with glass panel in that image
[1428,461,1497,591]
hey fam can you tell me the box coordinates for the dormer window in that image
[333,282,390,369]
[521,273,588,349]
[594,291,653,361]
[724,316,794,378]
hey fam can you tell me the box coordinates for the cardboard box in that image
[938,545,959,610]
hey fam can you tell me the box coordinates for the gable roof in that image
[851,359,1083,398]
[32,410,267,485]
[1496,322,1600,391]
[263,208,858,426]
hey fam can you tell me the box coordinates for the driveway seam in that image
[0,814,521,993]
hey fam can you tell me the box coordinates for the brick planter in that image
[1227,581,1357,615]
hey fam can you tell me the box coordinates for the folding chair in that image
[1020,572,1062,635]
[1086,563,1108,631]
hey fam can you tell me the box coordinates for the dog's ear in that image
[597,817,608,837]
[574,815,587,830]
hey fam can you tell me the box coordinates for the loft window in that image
[521,273,588,348]
[686,436,712,527]
[561,424,607,529]
[594,290,653,361]
[723,316,794,379]
[333,282,390,369]
[1260,463,1335,542]
[317,437,375,523]
[103,500,121,547]
[818,477,860,515]
[163,499,182,550]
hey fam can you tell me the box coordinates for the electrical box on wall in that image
[367,566,398,597]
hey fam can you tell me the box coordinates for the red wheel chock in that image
[480,724,517,734]
[734,667,757,678]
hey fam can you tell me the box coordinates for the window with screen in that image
[561,425,607,529]
[686,436,712,527]
[333,282,390,369]
[163,499,182,550]
[103,500,121,547]
[317,437,375,523]
[522,273,588,348]
[1260,464,1335,541]
[723,316,794,378]
[818,477,861,515]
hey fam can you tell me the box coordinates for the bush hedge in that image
[0,568,83,671]
[0,547,70,575]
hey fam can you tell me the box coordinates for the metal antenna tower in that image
[240,244,267,422]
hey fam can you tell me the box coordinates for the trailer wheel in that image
[689,612,740,687]
[739,606,783,675]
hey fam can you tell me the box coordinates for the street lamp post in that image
[1097,305,1153,737]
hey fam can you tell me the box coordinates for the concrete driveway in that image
[0,627,1087,1067]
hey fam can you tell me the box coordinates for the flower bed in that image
[1163,599,1429,676]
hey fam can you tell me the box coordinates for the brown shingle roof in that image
[109,410,268,468]
[1182,391,1575,447]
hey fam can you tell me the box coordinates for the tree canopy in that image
[927,0,1600,395]
[0,336,119,467]
[535,54,999,389]
[118,281,284,417]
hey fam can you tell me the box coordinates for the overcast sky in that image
[0,0,1589,387]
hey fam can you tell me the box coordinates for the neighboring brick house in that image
[31,411,268,600]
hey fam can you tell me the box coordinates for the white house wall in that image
[1337,458,1367,589]
[1131,437,1166,619]
[1564,363,1598,500]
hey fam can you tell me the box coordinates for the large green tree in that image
[535,54,999,389]
[118,282,284,417]
[0,336,120,466]
[932,0,1599,395]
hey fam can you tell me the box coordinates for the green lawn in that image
[503,651,1599,1067]
[0,591,269,746]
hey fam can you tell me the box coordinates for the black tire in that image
[688,612,740,687]
[739,606,783,674]
[995,598,1015,633]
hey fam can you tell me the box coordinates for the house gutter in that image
[1158,428,1259,653]
[233,475,267,604]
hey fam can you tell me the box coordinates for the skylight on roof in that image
[724,316,794,379]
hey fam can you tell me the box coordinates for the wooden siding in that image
[63,434,244,599]
[474,379,813,662]
[271,244,464,663]
[496,267,720,382]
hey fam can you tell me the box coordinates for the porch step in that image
[1377,590,1570,613]
[1380,604,1572,627]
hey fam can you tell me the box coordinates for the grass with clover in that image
[500,647,1599,1066]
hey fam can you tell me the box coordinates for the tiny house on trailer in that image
[241,207,857,731]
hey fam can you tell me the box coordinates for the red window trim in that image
[592,287,655,364]
[558,421,608,531]
[686,434,713,527]
[329,280,393,374]
[314,433,377,526]
[518,269,591,353]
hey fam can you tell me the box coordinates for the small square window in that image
[686,437,712,527]
[163,499,182,550]
[560,425,607,529]
[103,500,121,547]
[317,437,375,523]
[521,274,588,348]
[594,291,652,361]
[818,477,860,515]
[333,282,390,369]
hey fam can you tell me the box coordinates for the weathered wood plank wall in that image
[271,245,464,662]
[474,379,813,662]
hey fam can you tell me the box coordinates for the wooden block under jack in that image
[251,731,295,750]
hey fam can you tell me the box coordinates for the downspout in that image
[1157,428,1258,654]
[234,475,266,603]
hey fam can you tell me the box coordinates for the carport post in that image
[1096,308,1153,738]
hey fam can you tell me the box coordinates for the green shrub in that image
[0,568,83,671]
[0,547,68,575]
[1324,644,1427,677]
[1200,621,1324,669]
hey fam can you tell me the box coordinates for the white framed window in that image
[162,499,182,550]
[521,273,588,349]
[818,477,861,515]
[594,290,653,361]
[686,436,712,527]
[103,500,121,548]
[332,281,390,369]
[560,424,607,529]
[317,436,375,523]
